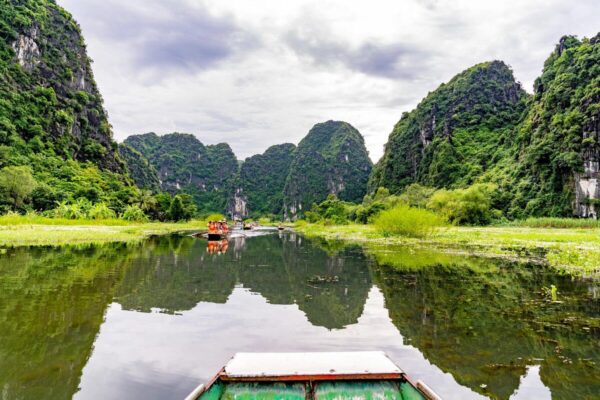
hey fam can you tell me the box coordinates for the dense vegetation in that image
[0,0,597,226]
[232,143,296,218]
[284,121,372,219]
[303,182,501,229]
[371,35,600,219]
[370,61,527,192]
[0,0,140,214]
[509,34,600,218]
[123,132,238,215]
[118,143,160,192]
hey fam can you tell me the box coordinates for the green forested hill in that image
[230,143,296,218]
[370,60,528,193]
[118,144,160,192]
[284,121,372,218]
[509,34,600,218]
[371,35,600,218]
[123,132,238,213]
[0,0,137,213]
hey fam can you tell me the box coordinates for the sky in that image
[58,0,599,162]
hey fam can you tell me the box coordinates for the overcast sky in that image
[58,0,599,162]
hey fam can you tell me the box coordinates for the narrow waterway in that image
[1,231,598,399]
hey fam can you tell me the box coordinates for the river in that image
[1,231,599,399]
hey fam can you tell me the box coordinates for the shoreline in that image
[0,219,205,248]
[293,223,600,276]
[2,218,599,276]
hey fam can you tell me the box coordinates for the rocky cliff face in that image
[228,143,296,219]
[371,39,600,219]
[0,1,125,173]
[575,84,599,218]
[370,61,527,193]
[124,133,238,213]
[284,121,372,219]
[511,34,600,218]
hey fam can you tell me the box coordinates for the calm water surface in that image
[1,231,599,400]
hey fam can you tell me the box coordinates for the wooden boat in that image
[207,233,226,240]
[185,352,441,400]
[207,221,229,240]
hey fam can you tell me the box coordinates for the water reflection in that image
[0,243,134,399]
[0,234,598,400]
[369,245,600,399]
[114,233,371,328]
[207,239,229,255]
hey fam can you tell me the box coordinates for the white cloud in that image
[59,0,599,161]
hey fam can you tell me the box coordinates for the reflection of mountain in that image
[0,243,135,399]
[369,246,600,399]
[114,234,372,329]
[242,233,372,329]
[115,236,237,312]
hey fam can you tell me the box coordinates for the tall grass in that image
[372,204,447,238]
[504,217,600,229]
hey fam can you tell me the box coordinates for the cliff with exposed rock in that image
[284,121,372,219]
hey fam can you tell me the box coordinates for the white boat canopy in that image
[223,351,404,378]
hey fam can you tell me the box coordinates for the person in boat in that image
[221,220,229,234]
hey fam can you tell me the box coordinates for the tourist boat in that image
[206,220,229,240]
[185,352,441,400]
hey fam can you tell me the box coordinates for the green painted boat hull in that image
[197,380,426,400]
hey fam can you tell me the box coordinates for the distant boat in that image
[185,352,441,400]
[206,220,230,240]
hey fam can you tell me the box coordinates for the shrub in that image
[427,183,499,225]
[206,213,225,222]
[31,183,59,211]
[0,165,37,210]
[88,203,116,220]
[398,183,436,208]
[353,202,387,224]
[372,204,446,238]
[258,217,272,225]
[304,194,356,224]
[53,201,84,219]
[121,205,148,222]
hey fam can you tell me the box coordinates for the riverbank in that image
[294,222,600,275]
[0,215,205,247]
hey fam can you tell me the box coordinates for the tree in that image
[168,195,186,221]
[0,166,36,210]
[137,190,157,213]
[167,194,197,222]
[152,192,172,221]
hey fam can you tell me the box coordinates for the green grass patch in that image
[294,222,600,275]
[502,217,600,229]
[0,216,208,247]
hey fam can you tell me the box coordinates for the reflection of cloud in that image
[77,288,485,399]
[510,365,552,400]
